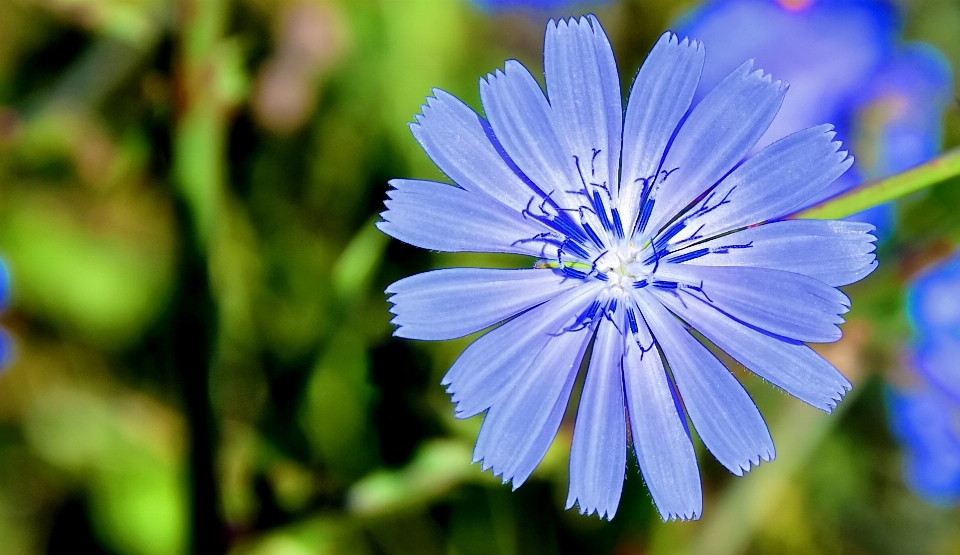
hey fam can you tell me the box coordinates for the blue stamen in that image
[667,248,710,264]
[653,280,678,290]
[611,208,624,239]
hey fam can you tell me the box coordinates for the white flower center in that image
[596,247,650,290]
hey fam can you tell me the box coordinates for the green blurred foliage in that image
[0,0,955,554]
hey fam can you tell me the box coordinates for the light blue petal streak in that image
[657,291,851,412]
[646,60,786,235]
[442,283,602,419]
[620,32,703,228]
[668,125,853,244]
[544,15,622,198]
[637,294,775,475]
[657,264,849,343]
[473,321,594,489]
[410,90,537,211]
[479,60,583,209]
[386,268,577,341]
[622,329,702,521]
[377,179,550,257]
[566,317,626,520]
[675,220,878,287]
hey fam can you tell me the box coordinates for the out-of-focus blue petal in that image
[473,320,594,489]
[647,60,786,235]
[0,259,9,311]
[545,15,622,199]
[0,328,13,373]
[620,32,704,227]
[908,254,960,341]
[377,179,550,256]
[566,317,626,520]
[638,295,775,475]
[888,388,960,503]
[386,268,577,340]
[674,220,877,287]
[622,332,702,521]
[411,90,542,211]
[658,291,851,412]
[677,0,895,151]
[665,125,852,244]
[480,61,583,209]
[914,340,960,404]
[655,264,849,343]
[858,44,953,177]
[443,283,602,418]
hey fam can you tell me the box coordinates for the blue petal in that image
[622,330,702,521]
[645,60,786,235]
[620,32,704,227]
[0,328,13,373]
[657,291,851,412]
[888,387,960,502]
[544,16,622,198]
[479,60,583,209]
[914,339,960,404]
[669,126,852,243]
[443,283,602,418]
[0,258,10,311]
[657,264,849,343]
[377,179,550,256]
[386,268,577,341]
[672,220,877,287]
[411,90,538,211]
[909,254,960,341]
[566,317,626,520]
[638,294,774,475]
[473,320,595,489]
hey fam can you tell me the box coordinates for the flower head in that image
[378,15,878,520]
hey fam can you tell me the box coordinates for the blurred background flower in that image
[676,0,954,238]
[890,253,960,504]
[0,0,957,554]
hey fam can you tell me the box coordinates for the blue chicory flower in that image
[889,254,960,503]
[676,0,953,239]
[378,15,878,520]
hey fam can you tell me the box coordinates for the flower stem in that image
[795,147,960,220]
[173,0,230,551]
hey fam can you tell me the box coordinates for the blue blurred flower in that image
[0,259,11,370]
[677,0,953,239]
[890,254,960,503]
[378,15,877,520]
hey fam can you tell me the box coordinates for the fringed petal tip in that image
[819,380,854,414]
[409,88,456,129]
[728,446,776,477]
[469,455,527,491]
[564,499,617,521]
[734,58,789,95]
[661,509,702,523]
[658,30,703,52]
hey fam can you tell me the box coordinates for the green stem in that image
[173,0,230,552]
[795,147,960,220]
